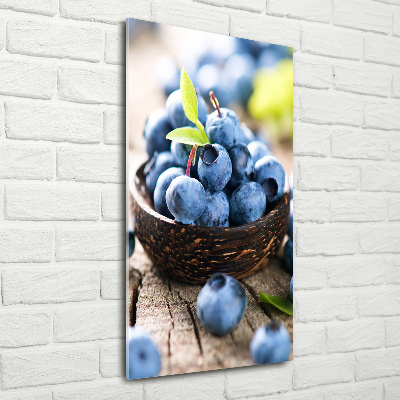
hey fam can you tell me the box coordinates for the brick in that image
[54,304,123,342]
[7,19,103,62]
[364,100,400,130]
[61,0,150,23]
[385,379,400,400]
[252,392,323,400]
[5,100,102,144]
[53,382,142,400]
[330,192,387,222]
[324,382,383,400]
[394,10,400,37]
[230,10,300,50]
[293,122,330,157]
[225,363,292,399]
[0,57,55,99]
[358,287,400,317]
[0,18,4,50]
[331,127,388,160]
[57,146,124,183]
[356,348,400,380]
[105,25,124,65]
[0,144,53,180]
[292,323,325,357]
[300,90,362,126]
[0,345,97,389]
[102,185,124,221]
[2,267,98,305]
[198,0,265,12]
[389,195,400,220]
[295,290,356,322]
[294,257,326,289]
[59,65,124,106]
[294,190,330,223]
[294,354,354,389]
[0,0,57,16]
[333,62,392,97]
[5,184,99,221]
[297,158,360,191]
[375,0,400,4]
[101,264,124,299]
[294,54,332,89]
[361,163,400,192]
[387,257,400,284]
[0,226,53,263]
[390,133,400,161]
[56,225,124,261]
[392,70,400,98]
[327,256,386,288]
[302,23,363,60]
[365,34,400,66]
[0,99,4,137]
[0,390,52,400]
[334,0,391,33]
[153,0,229,36]
[359,223,400,253]
[297,224,359,257]
[386,318,400,347]
[269,0,331,23]
[0,310,51,347]
[327,320,384,353]
[104,107,125,144]
[100,341,124,378]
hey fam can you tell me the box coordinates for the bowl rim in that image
[130,161,289,233]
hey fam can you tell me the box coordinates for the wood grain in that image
[129,241,293,376]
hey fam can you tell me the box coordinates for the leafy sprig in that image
[166,68,210,146]
[258,292,293,316]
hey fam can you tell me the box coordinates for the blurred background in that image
[127,19,293,175]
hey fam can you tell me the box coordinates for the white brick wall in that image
[0,0,398,399]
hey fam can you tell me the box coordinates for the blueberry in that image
[250,321,291,364]
[205,108,240,150]
[128,326,161,379]
[166,89,208,129]
[227,143,253,192]
[247,141,270,165]
[197,273,247,336]
[198,144,232,192]
[170,141,200,179]
[283,238,293,274]
[196,64,230,108]
[253,156,286,203]
[144,109,172,158]
[196,190,229,227]
[153,167,185,219]
[229,182,266,226]
[290,277,293,301]
[166,175,206,224]
[237,123,257,145]
[287,200,293,239]
[129,230,135,257]
[145,151,176,198]
[224,53,255,105]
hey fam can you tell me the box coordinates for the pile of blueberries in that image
[144,88,292,234]
[129,272,292,379]
[156,36,291,108]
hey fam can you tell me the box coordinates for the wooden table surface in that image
[129,239,293,376]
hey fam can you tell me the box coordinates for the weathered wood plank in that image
[129,240,293,376]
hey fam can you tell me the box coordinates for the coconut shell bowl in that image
[130,162,290,285]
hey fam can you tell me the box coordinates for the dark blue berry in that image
[144,109,172,158]
[129,230,135,257]
[237,123,257,145]
[247,141,270,165]
[205,108,240,150]
[198,144,232,192]
[145,151,176,198]
[196,190,229,227]
[283,238,293,275]
[197,273,247,336]
[166,175,206,224]
[227,143,253,192]
[229,182,266,226]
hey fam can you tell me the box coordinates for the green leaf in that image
[180,68,198,125]
[166,127,209,146]
[259,292,293,316]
